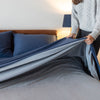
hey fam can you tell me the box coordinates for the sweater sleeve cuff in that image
[71,26,78,34]
[90,30,100,40]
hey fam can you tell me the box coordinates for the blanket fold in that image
[0,38,99,82]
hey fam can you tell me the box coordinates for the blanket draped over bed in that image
[0,38,100,85]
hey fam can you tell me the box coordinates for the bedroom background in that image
[0,0,71,37]
[0,0,99,63]
[0,0,71,29]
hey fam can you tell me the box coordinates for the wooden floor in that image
[97,49,100,64]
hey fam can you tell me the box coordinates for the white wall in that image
[0,0,71,30]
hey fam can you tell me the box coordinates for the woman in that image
[68,0,100,55]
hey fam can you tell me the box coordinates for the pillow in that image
[13,34,57,56]
[0,31,13,58]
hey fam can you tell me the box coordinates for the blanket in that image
[0,38,99,84]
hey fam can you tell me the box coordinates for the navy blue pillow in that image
[0,31,13,58]
[13,34,56,56]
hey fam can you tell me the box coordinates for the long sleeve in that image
[90,0,100,39]
[71,4,79,34]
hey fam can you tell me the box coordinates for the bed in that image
[0,30,100,100]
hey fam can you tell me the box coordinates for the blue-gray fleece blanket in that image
[0,38,100,83]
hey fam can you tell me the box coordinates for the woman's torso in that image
[74,0,97,32]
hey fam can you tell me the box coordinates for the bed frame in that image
[0,30,57,35]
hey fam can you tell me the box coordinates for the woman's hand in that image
[67,33,76,39]
[85,35,95,44]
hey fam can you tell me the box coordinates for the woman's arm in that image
[90,0,100,39]
[71,4,79,34]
